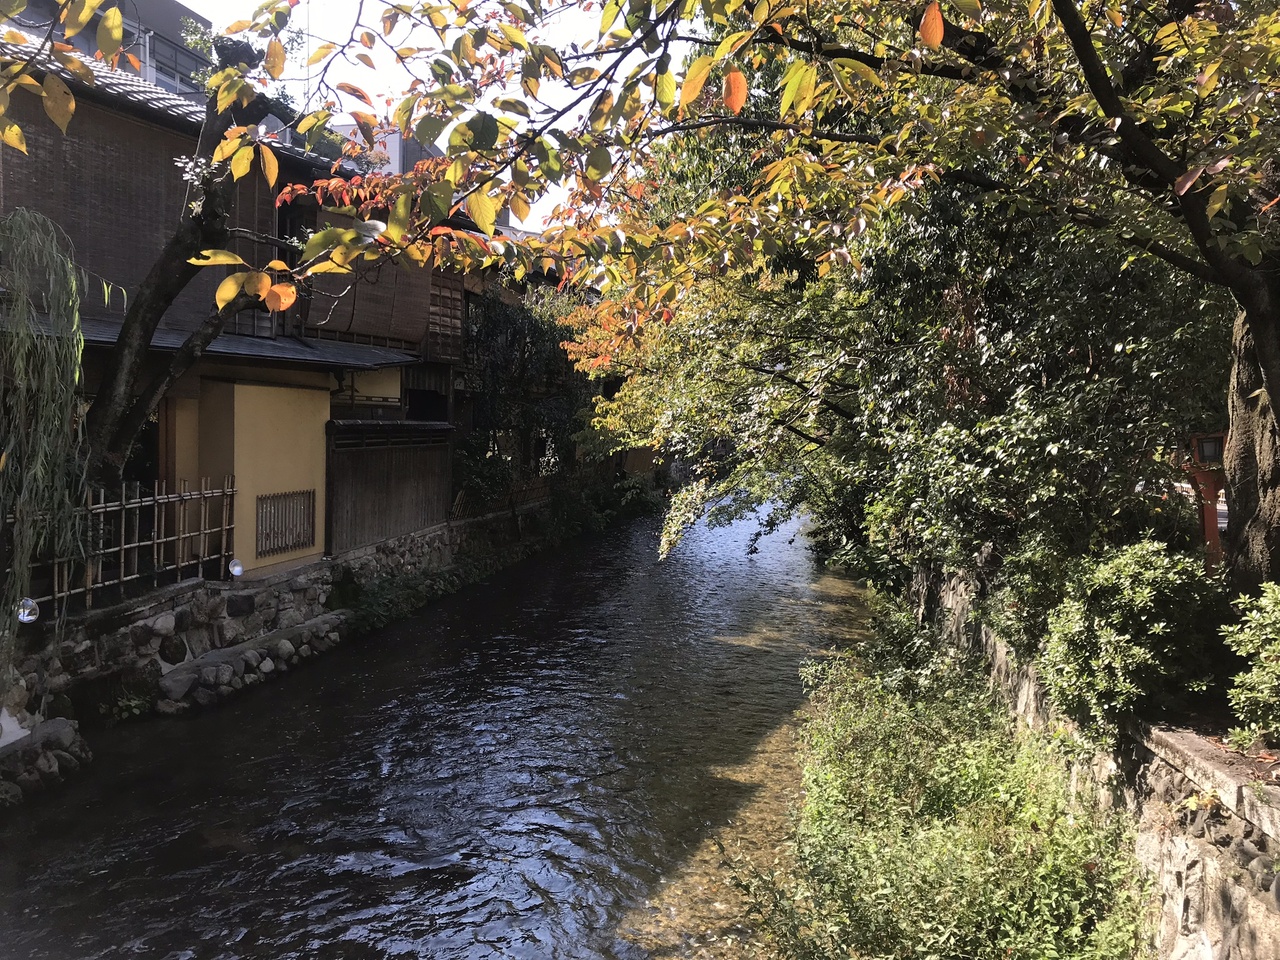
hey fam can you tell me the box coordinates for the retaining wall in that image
[938,573,1280,960]
[0,505,551,813]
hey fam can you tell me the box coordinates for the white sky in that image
[179,0,605,227]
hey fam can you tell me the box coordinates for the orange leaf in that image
[920,1,945,49]
[265,282,298,312]
[336,82,373,106]
[722,67,747,115]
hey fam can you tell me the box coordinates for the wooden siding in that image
[326,425,453,554]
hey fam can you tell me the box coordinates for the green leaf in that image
[586,143,613,181]
[423,180,454,223]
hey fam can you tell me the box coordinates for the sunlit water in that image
[0,516,862,960]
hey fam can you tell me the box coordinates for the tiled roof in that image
[80,318,419,370]
[0,30,205,125]
[0,31,336,170]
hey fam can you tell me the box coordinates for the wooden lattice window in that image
[256,490,316,558]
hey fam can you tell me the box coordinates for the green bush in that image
[1222,583,1280,750]
[741,656,1146,960]
[1039,540,1227,744]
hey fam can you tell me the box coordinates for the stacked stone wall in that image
[937,573,1280,959]
[0,507,544,814]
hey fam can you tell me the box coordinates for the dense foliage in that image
[589,191,1231,571]
[455,286,595,503]
[741,619,1146,960]
[1221,585,1280,750]
[1040,540,1230,743]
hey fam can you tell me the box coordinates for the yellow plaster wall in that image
[232,383,329,571]
[170,398,201,486]
[198,380,236,483]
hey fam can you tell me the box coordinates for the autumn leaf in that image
[216,272,248,310]
[265,283,297,312]
[264,38,285,79]
[243,271,272,300]
[920,1,945,49]
[230,144,254,180]
[188,249,246,266]
[61,0,105,40]
[1,119,28,153]
[336,82,374,106]
[680,56,714,109]
[97,6,123,61]
[42,73,75,134]
[258,143,279,188]
[723,67,747,115]
[466,190,497,236]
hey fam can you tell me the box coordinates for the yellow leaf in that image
[216,272,248,311]
[230,144,254,180]
[835,57,885,90]
[0,118,27,153]
[258,143,279,187]
[213,135,242,163]
[1105,7,1123,26]
[920,1,945,49]
[951,0,982,20]
[680,56,714,109]
[466,190,497,236]
[722,67,747,115]
[308,42,336,66]
[0,4,27,26]
[41,72,74,134]
[264,38,285,79]
[509,192,530,222]
[61,0,104,40]
[1206,184,1229,219]
[243,271,271,300]
[188,249,246,266]
[265,283,297,311]
[266,259,290,271]
[223,19,252,34]
[96,6,122,60]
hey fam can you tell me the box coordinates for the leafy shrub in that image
[1039,540,1227,743]
[741,656,1146,960]
[1222,584,1280,749]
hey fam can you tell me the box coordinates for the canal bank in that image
[0,516,863,959]
[0,476,656,815]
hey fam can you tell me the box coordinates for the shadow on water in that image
[0,515,864,960]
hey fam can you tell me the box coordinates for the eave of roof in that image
[80,318,418,370]
[0,32,341,173]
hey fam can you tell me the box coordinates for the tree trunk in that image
[81,95,246,483]
[1223,268,1280,593]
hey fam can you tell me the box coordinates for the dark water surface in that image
[0,517,860,960]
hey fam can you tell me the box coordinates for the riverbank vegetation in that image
[739,603,1148,960]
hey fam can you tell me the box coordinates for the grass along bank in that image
[737,598,1150,960]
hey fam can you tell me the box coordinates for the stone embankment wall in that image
[938,574,1280,960]
[1,507,546,813]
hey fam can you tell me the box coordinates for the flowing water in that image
[0,516,864,960]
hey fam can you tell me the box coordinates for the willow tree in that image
[0,209,86,718]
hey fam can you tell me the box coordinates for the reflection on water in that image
[0,516,863,960]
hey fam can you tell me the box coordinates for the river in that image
[0,516,863,960]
